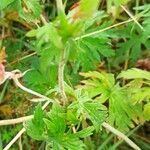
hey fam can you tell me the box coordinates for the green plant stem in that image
[111,125,141,149]
[102,122,141,150]
[123,48,130,85]
[0,80,9,103]
[58,49,68,105]
[135,0,140,15]
[56,0,64,15]
[82,117,92,148]
[56,0,67,105]
[98,134,114,150]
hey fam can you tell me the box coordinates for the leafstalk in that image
[56,0,64,15]
[58,49,68,105]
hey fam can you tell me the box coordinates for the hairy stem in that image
[102,122,141,150]
[58,49,68,105]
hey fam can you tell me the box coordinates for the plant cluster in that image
[0,0,150,149]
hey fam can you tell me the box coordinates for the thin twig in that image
[13,76,54,102]
[72,125,77,133]
[42,100,51,110]
[29,98,48,102]
[0,100,54,126]
[18,137,22,150]
[0,70,54,127]
[121,5,144,30]
[75,18,135,40]
[40,15,47,25]
[102,122,141,150]
[9,52,37,65]
[0,34,10,40]
[0,116,33,126]
[56,0,64,15]
[3,100,51,150]
[3,128,26,150]
[112,125,141,149]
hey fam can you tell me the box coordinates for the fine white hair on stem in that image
[102,122,141,150]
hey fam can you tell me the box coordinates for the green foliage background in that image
[0,0,150,149]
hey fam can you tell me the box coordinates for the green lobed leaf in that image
[131,87,150,104]
[74,126,94,138]
[44,103,66,138]
[109,87,138,131]
[36,23,63,50]
[84,102,107,129]
[79,71,143,131]
[68,90,107,130]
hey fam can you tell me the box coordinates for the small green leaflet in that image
[0,0,15,10]
[25,0,42,18]
[25,103,91,149]
[68,90,107,130]
[114,23,150,62]
[81,37,115,58]
[44,103,66,138]
[83,101,107,130]
[79,0,99,18]
[117,68,150,81]
[26,23,63,55]
[43,103,92,149]
[131,87,150,104]
[0,0,42,21]
[74,126,94,138]
[25,104,46,141]
[79,71,115,102]
[75,37,115,71]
